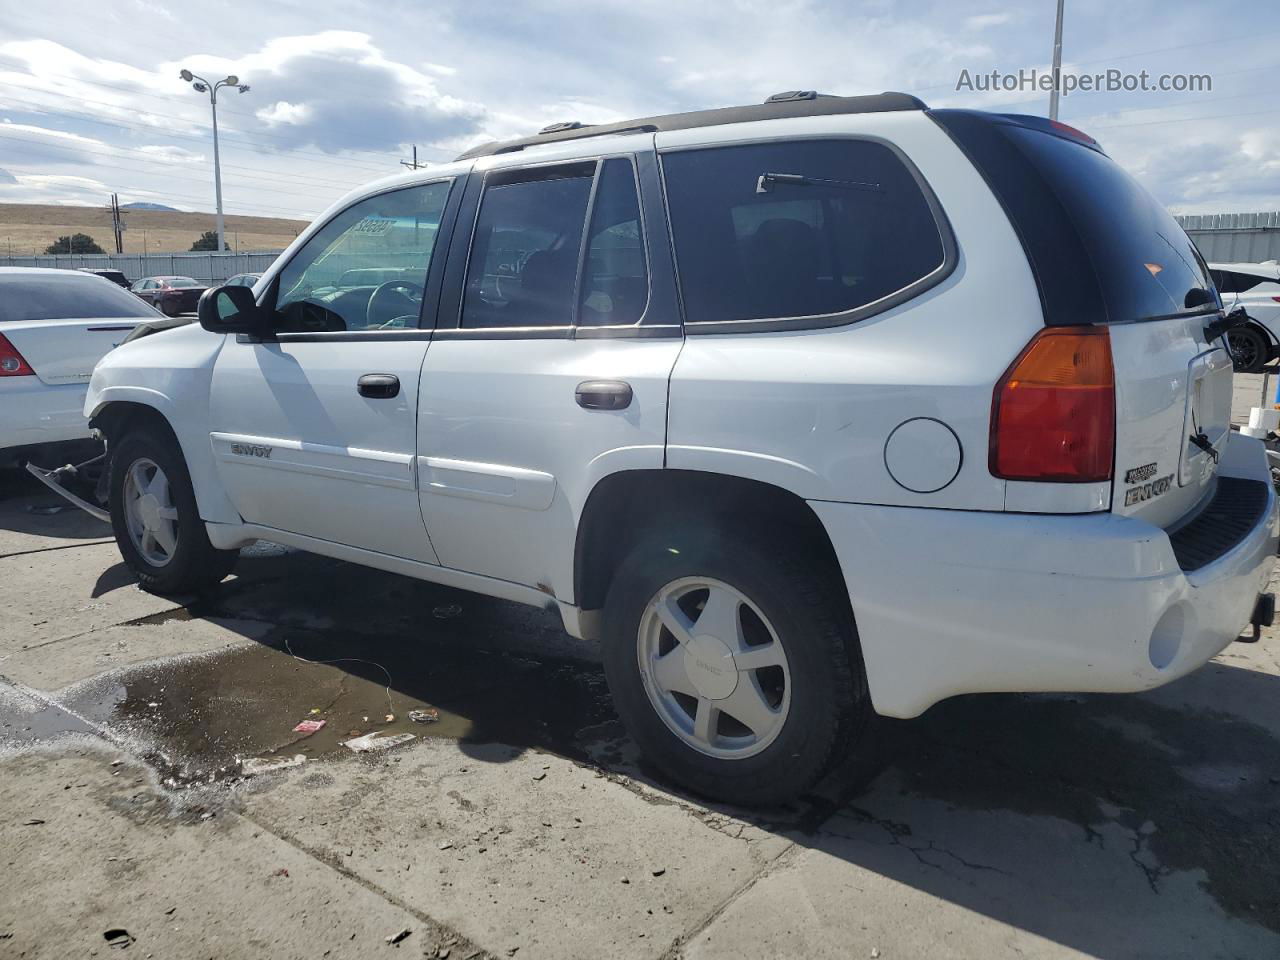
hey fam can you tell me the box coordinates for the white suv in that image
[1208,260,1280,372]
[84,92,1279,805]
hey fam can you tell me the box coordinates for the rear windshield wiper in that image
[755,172,882,194]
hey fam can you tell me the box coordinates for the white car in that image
[1209,260,1280,372]
[85,94,1278,805]
[0,268,157,468]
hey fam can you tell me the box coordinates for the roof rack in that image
[456,91,927,160]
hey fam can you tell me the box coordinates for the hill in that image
[119,202,178,212]
[0,203,310,256]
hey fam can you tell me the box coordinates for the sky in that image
[0,0,1276,227]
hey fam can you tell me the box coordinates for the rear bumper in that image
[811,434,1279,719]
[0,378,93,460]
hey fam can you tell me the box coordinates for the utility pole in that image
[1048,0,1065,120]
[400,145,422,171]
[108,193,124,254]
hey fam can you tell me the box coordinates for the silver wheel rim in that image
[122,457,179,567]
[637,576,791,760]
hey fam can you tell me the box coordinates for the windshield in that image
[0,273,159,322]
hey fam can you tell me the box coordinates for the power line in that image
[0,145,319,217]
[0,98,386,191]
[0,129,344,206]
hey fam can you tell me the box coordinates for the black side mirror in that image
[198,285,271,338]
[1184,287,1217,310]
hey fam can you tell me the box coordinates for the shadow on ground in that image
[18,509,1280,957]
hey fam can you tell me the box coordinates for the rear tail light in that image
[0,333,34,377]
[990,326,1114,482]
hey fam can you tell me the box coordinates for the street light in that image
[179,69,250,253]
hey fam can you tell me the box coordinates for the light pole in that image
[179,69,250,254]
[1048,0,1065,121]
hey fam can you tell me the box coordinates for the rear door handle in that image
[358,373,400,399]
[575,380,633,410]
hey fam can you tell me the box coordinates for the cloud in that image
[965,13,1014,30]
[0,166,16,184]
[171,31,485,153]
[0,171,111,206]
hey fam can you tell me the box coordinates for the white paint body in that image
[0,268,150,460]
[1211,260,1280,355]
[85,112,1278,719]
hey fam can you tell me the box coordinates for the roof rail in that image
[456,91,926,160]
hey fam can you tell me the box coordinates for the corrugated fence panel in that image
[0,250,285,283]
[1176,211,1280,265]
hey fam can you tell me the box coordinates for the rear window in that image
[1005,126,1214,322]
[932,110,1216,325]
[166,277,200,288]
[1213,270,1268,295]
[661,139,947,327]
[0,273,158,322]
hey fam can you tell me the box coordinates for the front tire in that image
[109,425,238,594]
[601,526,869,806]
[1227,325,1267,373]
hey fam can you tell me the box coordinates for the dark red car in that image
[128,276,207,316]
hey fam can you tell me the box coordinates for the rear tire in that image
[601,525,870,806]
[109,424,238,594]
[1227,325,1267,373]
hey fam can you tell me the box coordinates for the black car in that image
[77,268,130,288]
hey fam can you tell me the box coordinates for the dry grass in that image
[0,203,310,256]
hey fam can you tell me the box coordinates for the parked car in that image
[0,268,157,468]
[1208,261,1280,372]
[224,272,261,288]
[85,92,1278,805]
[129,276,207,316]
[77,268,131,288]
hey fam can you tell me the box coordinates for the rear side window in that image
[579,158,649,326]
[462,164,594,328]
[0,273,157,322]
[661,140,947,326]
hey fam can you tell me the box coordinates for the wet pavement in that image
[3,449,1280,959]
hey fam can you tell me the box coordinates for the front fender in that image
[85,326,241,524]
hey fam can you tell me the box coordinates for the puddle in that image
[63,626,618,782]
[0,697,97,745]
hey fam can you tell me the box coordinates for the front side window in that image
[461,163,595,328]
[274,180,452,333]
[661,139,946,326]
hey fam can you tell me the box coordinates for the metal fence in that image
[1176,211,1280,264]
[0,250,285,284]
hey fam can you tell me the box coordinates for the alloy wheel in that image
[636,576,791,760]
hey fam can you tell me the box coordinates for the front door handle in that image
[575,380,633,410]
[358,373,400,399]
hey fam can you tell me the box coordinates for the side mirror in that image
[1184,287,1217,310]
[198,285,271,338]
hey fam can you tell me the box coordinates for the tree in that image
[44,233,105,254]
[190,230,230,252]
